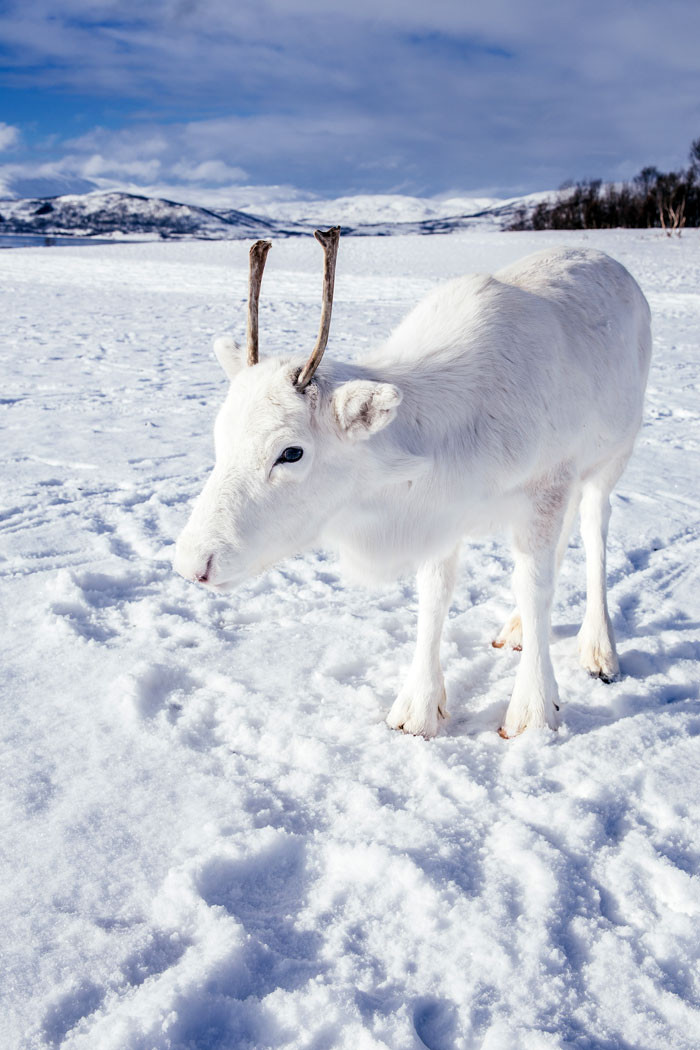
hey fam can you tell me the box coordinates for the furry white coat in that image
[175,246,651,738]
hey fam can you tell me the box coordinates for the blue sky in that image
[0,0,699,204]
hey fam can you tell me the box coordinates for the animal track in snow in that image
[41,980,105,1047]
[119,929,190,989]
[196,833,322,1000]
[125,662,198,720]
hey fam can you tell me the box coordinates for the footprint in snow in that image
[195,833,322,999]
[41,980,105,1047]
[125,662,198,720]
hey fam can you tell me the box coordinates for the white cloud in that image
[1,2,699,195]
[171,160,247,184]
[0,123,20,152]
[79,153,162,179]
[0,160,95,199]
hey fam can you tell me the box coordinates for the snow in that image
[0,187,553,241]
[0,191,274,241]
[1,229,700,1050]
[240,193,502,226]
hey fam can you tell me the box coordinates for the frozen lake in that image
[0,233,123,249]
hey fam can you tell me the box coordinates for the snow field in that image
[1,230,700,1049]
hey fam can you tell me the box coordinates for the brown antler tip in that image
[314,226,341,246]
[250,239,272,259]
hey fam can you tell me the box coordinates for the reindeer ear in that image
[332,381,402,441]
[213,335,245,379]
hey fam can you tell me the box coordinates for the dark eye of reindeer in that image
[275,446,304,465]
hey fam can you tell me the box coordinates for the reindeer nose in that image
[195,555,213,584]
[173,536,216,585]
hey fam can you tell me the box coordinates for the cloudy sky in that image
[0,0,699,204]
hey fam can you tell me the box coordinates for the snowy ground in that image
[1,229,700,1050]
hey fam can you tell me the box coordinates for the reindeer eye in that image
[275,446,304,465]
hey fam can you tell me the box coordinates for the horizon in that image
[1,2,699,207]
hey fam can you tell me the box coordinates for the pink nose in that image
[195,556,213,584]
[173,535,215,585]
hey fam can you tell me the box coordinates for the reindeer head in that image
[173,228,403,591]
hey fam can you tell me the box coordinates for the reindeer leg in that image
[500,479,572,737]
[387,546,459,739]
[494,483,581,653]
[577,454,629,682]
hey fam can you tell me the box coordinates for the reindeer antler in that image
[246,239,272,366]
[296,226,341,390]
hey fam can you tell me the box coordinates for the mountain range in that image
[0,189,547,240]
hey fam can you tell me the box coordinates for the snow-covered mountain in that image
[0,191,286,240]
[244,192,502,225]
[0,188,549,240]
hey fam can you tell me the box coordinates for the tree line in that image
[509,136,700,234]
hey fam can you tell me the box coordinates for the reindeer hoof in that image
[578,631,619,683]
[498,725,526,739]
[388,716,438,740]
[589,670,619,685]
[493,613,523,651]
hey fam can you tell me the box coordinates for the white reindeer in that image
[174,229,651,739]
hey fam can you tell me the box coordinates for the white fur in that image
[174,247,651,738]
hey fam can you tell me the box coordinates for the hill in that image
[0,189,549,240]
